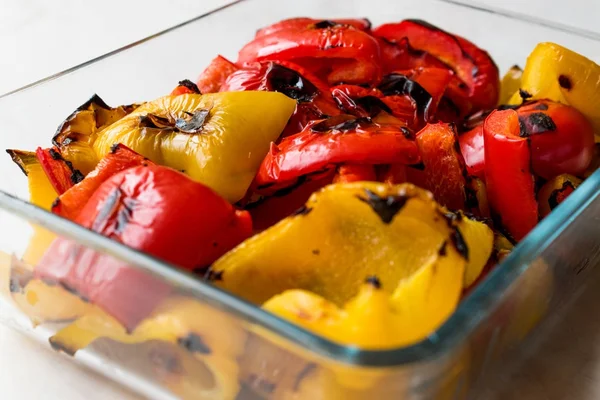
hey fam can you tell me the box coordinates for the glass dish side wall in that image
[0,0,599,399]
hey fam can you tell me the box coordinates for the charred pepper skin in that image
[36,165,252,329]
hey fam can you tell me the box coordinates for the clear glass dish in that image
[0,0,599,399]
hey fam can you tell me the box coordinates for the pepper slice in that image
[88,92,296,203]
[373,19,500,114]
[221,61,340,136]
[35,165,252,329]
[484,109,538,241]
[255,115,420,188]
[407,123,467,210]
[507,42,600,140]
[7,149,57,210]
[52,144,152,221]
[255,17,372,37]
[35,147,83,195]
[537,174,582,218]
[195,55,239,94]
[210,182,492,307]
[238,24,381,86]
[459,125,485,180]
[170,79,201,96]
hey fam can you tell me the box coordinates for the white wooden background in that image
[0,0,598,399]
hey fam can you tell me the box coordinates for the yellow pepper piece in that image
[92,92,296,202]
[537,173,582,218]
[6,150,57,210]
[499,65,522,105]
[459,212,494,287]
[264,252,462,350]
[508,42,600,140]
[211,182,493,307]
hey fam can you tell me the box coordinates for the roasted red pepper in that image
[255,115,420,188]
[373,19,500,115]
[459,124,485,180]
[36,147,83,195]
[170,79,201,96]
[36,165,252,329]
[52,144,152,221]
[256,18,372,37]
[459,100,595,181]
[330,85,390,118]
[221,60,340,136]
[484,109,538,241]
[195,55,239,94]
[406,123,467,210]
[238,24,381,85]
[517,100,594,179]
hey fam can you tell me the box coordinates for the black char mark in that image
[438,240,448,256]
[313,20,340,29]
[49,337,77,357]
[175,109,210,134]
[357,189,409,224]
[534,102,549,111]
[177,333,212,355]
[450,228,469,260]
[378,73,433,121]
[548,181,576,210]
[204,267,224,282]
[311,115,372,133]
[519,112,556,137]
[291,205,313,216]
[177,79,201,94]
[293,363,317,392]
[519,88,533,101]
[91,187,122,232]
[365,275,382,288]
[267,63,319,103]
[558,75,572,90]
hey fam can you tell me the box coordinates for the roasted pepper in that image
[35,147,83,195]
[255,17,372,37]
[459,124,485,180]
[507,42,600,140]
[36,165,252,329]
[170,79,201,96]
[209,182,492,307]
[52,144,152,221]
[238,23,381,86]
[499,65,522,105]
[407,123,467,210]
[255,116,420,191]
[484,109,538,241]
[57,92,295,203]
[373,19,500,115]
[195,55,239,94]
[52,94,139,175]
[221,60,340,136]
[537,174,582,218]
[6,150,57,210]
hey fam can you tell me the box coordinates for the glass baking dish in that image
[0,0,599,399]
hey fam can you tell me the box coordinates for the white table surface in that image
[0,1,598,399]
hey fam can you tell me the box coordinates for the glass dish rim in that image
[1,0,599,367]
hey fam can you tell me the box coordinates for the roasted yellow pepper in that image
[499,64,522,105]
[210,182,493,323]
[537,174,582,218]
[6,150,57,210]
[55,92,296,203]
[508,42,600,140]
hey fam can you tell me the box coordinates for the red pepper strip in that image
[397,68,453,119]
[255,115,420,186]
[373,20,499,113]
[36,165,252,329]
[247,172,334,231]
[484,109,538,241]
[406,123,466,210]
[256,17,372,37]
[36,147,81,195]
[221,60,340,137]
[195,55,239,94]
[333,164,377,183]
[459,125,485,180]
[52,144,153,221]
[170,79,201,96]
[238,25,381,85]
[330,85,389,118]
[517,100,594,179]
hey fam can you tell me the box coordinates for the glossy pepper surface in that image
[238,23,381,86]
[209,182,492,307]
[35,165,252,329]
[484,109,538,241]
[88,92,295,203]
